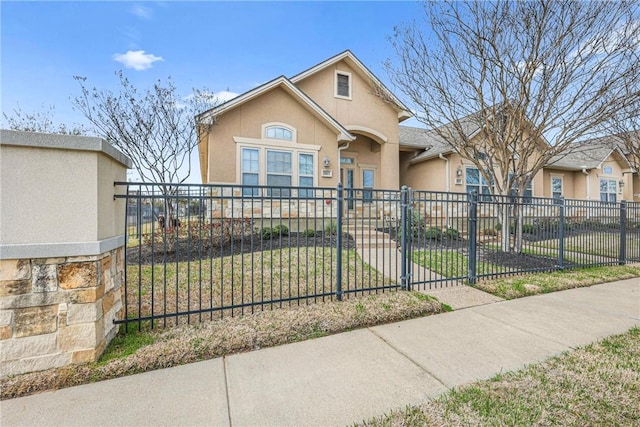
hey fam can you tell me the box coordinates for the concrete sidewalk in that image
[2,279,639,427]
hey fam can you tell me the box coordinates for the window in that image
[336,72,351,98]
[340,157,355,164]
[551,176,563,200]
[603,165,613,175]
[509,174,533,203]
[466,167,493,200]
[600,178,617,203]
[298,153,314,198]
[241,148,259,196]
[362,169,374,203]
[267,150,292,197]
[265,126,293,141]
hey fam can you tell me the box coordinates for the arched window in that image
[265,126,293,141]
[603,165,613,175]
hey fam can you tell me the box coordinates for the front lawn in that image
[360,327,640,426]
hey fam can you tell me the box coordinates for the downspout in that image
[581,168,590,200]
[439,154,450,192]
[439,153,450,227]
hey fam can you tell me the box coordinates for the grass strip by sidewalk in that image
[359,327,640,426]
[0,291,444,400]
[474,264,640,299]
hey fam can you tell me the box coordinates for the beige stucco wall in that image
[206,87,341,187]
[294,60,401,189]
[543,169,578,199]
[0,130,130,258]
[400,155,448,192]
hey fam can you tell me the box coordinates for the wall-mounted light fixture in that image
[323,156,330,168]
[456,166,463,176]
[619,179,625,188]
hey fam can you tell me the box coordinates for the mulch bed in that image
[127,231,356,264]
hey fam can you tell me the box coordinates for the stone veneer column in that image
[0,130,131,378]
[0,249,124,377]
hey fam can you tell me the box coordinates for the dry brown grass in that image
[475,264,640,299]
[360,327,640,426]
[1,290,442,400]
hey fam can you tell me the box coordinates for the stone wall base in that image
[0,247,123,378]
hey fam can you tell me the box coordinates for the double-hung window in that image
[551,176,563,203]
[466,167,493,200]
[298,153,314,198]
[267,150,292,197]
[509,173,533,203]
[241,148,260,196]
[600,178,617,203]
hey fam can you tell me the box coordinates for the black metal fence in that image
[115,182,640,330]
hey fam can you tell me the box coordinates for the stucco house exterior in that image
[196,50,411,194]
[400,125,637,203]
[197,50,638,203]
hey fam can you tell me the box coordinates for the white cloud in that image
[131,4,152,19]
[113,50,163,71]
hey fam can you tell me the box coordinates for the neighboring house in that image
[399,124,637,203]
[197,50,637,204]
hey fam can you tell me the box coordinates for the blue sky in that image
[2,1,425,128]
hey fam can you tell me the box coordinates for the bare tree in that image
[388,0,640,252]
[72,71,217,223]
[2,104,90,135]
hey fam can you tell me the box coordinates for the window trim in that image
[465,167,494,200]
[262,122,297,142]
[236,143,316,196]
[550,175,564,200]
[599,178,617,203]
[241,147,260,196]
[335,70,352,100]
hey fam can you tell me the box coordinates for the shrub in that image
[494,223,502,231]
[142,218,254,249]
[425,227,443,240]
[273,224,289,236]
[261,227,274,240]
[324,220,338,234]
[302,229,316,237]
[444,228,459,240]
[521,223,536,234]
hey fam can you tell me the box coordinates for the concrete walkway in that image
[2,278,639,427]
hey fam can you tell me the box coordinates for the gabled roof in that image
[290,50,413,122]
[196,76,355,143]
[546,138,635,171]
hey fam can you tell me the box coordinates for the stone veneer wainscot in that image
[0,249,123,377]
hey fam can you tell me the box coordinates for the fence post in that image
[400,186,410,291]
[467,190,478,285]
[336,183,344,301]
[558,197,565,269]
[620,200,627,265]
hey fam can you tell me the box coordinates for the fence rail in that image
[115,182,640,330]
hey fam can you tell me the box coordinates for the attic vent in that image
[336,71,351,99]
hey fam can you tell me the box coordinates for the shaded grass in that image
[1,290,444,400]
[125,248,392,325]
[529,232,639,259]
[474,264,640,299]
[411,250,502,278]
[359,327,640,426]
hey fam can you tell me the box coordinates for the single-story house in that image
[197,50,638,204]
